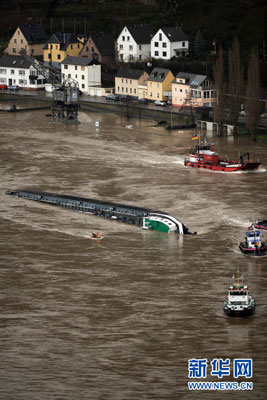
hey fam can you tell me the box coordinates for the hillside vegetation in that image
[1,0,266,53]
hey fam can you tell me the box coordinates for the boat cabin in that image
[246,230,262,248]
[227,285,249,306]
[190,144,219,164]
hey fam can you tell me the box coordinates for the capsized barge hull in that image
[6,189,195,235]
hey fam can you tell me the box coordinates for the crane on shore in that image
[20,51,80,123]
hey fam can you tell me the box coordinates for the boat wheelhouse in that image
[223,282,256,317]
[239,229,266,256]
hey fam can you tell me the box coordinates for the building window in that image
[21,39,24,44]
[82,84,85,88]
[129,45,133,51]
[19,70,25,75]
[130,88,132,93]
[14,39,17,43]
[57,54,61,60]
[162,51,167,57]
[134,89,136,94]
[71,45,73,49]
[122,79,124,83]
[139,55,142,60]
[117,86,120,92]
[130,80,132,84]
[122,87,124,92]
[163,43,167,48]
[75,75,77,79]
[182,42,185,47]
[13,48,16,53]
[120,54,123,60]
[159,33,162,41]
[150,92,152,97]
[155,51,159,56]
[139,45,142,50]
[126,79,128,83]
[126,88,128,93]
[155,42,159,47]
[68,74,71,78]
[82,75,85,80]
[86,46,89,51]
[122,36,125,41]
[48,53,51,59]
[75,66,77,70]
[78,44,80,48]
[11,69,14,75]
[64,65,68,69]
[180,89,183,93]
[127,36,130,41]
[129,55,133,60]
[0,69,6,74]
[120,45,123,50]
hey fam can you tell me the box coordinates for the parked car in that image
[155,100,167,106]
[138,98,148,105]
[106,94,120,102]
[8,85,20,91]
[0,84,8,90]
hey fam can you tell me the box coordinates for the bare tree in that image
[245,48,260,141]
[213,47,226,136]
[228,38,244,135]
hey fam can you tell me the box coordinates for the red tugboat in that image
[184,137,261,172]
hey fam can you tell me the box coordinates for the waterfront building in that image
[6,24,48,58]
[43,32,83,69]
[0,55,45,90]
[146,68,174,102]
[80,34,115,68]
[116,25,153,62]
[115,69,149,99]
[151,27,189,60]
[172,72,216,108]
[61,56,101,94]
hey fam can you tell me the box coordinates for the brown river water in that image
[0,103,267,399]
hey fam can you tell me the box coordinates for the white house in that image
[61,56,101,94]
[151,27,189,60]
[0,55,46,89]
[116,25,153,62]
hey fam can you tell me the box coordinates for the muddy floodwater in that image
[0,105,267,399]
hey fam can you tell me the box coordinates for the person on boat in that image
[92,232,97,238]
[96,232,101,238]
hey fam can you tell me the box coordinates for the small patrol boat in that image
[254,220,267,231]
[184,136,261,172]
[223,273,256,317]
[239,227,266,256]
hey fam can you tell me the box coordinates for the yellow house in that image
[115,69,149,98]
[43,32,83,69]
[146,68,174,102]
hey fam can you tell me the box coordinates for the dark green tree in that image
[193,30,206,58]
[228,37,244,135]
[245,47,261,141]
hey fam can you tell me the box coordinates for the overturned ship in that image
[5,189,196,235]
